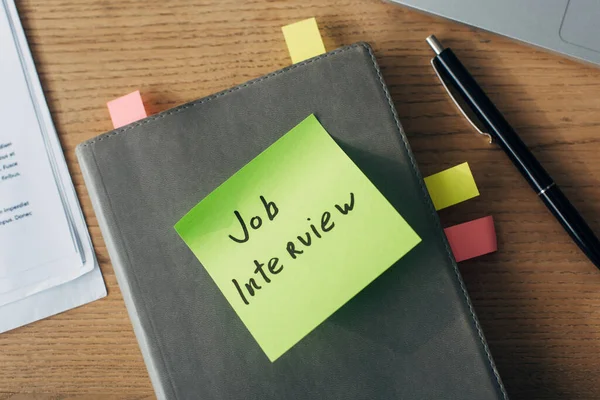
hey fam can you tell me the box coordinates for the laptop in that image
[387,0,600,67]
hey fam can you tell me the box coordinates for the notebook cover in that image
[76,43,508,400]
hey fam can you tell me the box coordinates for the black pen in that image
[426,35,600,270]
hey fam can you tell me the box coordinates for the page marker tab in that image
[424,162,480,211]
[107,90,147,129]
[444,216,497,262]
[281,17,326,64]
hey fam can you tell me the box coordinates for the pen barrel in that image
[540,186,600,269]
[434,50,554,193]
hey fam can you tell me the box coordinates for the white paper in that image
[0,266,107,333]
[0,12,81,274]
[0,2,92,307]
[0,0,106,327]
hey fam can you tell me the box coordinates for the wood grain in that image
[2,0,600,398]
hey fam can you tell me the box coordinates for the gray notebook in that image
[76,43,508,400]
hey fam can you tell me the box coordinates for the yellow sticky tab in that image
[424,162,480,210]
[281,17,326,63]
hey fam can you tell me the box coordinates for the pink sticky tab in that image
[444,216,497,262]
[107,90,147,128]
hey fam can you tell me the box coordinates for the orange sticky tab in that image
[107,90,147,129]
[444,216,497,262]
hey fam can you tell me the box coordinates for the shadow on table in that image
[368,37,600,399]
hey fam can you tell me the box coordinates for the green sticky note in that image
[175,114,421,361]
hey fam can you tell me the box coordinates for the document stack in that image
[0,0,106,333]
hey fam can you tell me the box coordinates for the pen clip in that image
[431,59,493,144]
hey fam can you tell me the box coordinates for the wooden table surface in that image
[3,0,600,398]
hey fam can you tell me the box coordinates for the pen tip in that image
[426,35,444,55]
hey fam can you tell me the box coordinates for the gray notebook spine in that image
[76,146,172,400]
